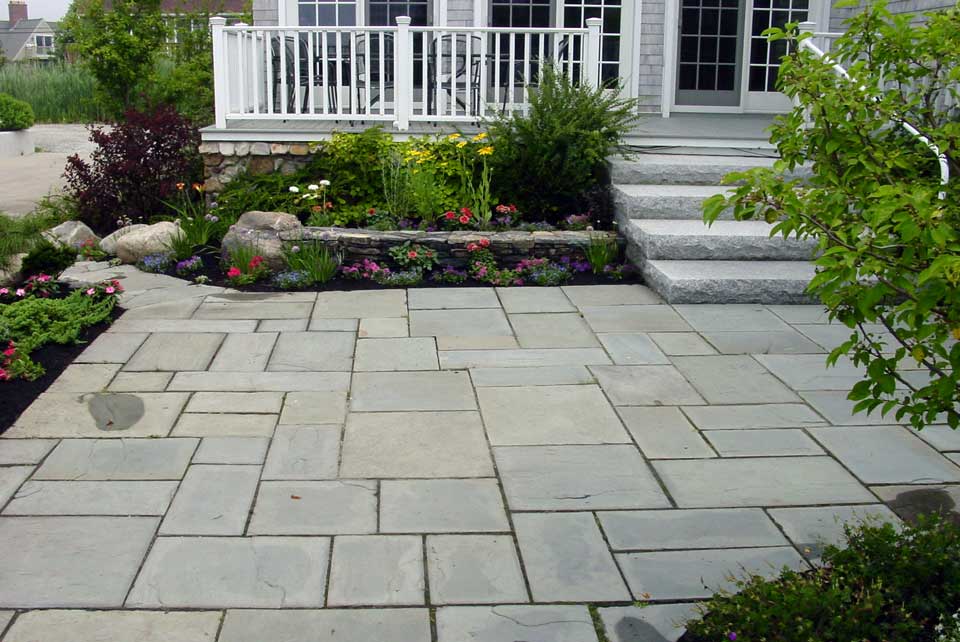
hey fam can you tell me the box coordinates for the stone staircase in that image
[612,152,817,304]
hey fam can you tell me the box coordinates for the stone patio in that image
[1,279,956,642]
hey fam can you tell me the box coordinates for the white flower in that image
[308,184,319,191]
[289,186,300,193]
[319,179,331,187]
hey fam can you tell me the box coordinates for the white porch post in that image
[394,16,412,131]
[585,17,603,88]
[210,16,228,129]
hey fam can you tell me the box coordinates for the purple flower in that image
[728,634,737,641]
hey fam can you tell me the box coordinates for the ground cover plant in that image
[0,208,74,271]
[703,0,960,429]
[682,514,960,642]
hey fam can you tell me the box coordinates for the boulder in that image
[221,211,303,270]
[42,221,100,249]
[115,221,181,264]
[100,224,149,256]
[0,253,26,286]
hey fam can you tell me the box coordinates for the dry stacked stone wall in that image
[200,142,314,193]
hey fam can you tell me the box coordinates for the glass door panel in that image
[675,0,744,106]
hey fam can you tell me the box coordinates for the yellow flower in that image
[472,132,488,142]
[952,327,960,340]
[448,133,461,141]
[477,146,494,156]
[457,141,468,149]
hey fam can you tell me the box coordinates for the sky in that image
[2,0,72,21]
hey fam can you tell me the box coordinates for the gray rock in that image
[0,252,26,286]
[114,222,181,264]
[221,211,303,270]
[42,220,99,250]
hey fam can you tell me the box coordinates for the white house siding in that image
[829,0,955,31]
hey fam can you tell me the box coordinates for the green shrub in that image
[487,65,639,223]
[703,0,960,429]
[684,515,960,642]
[19,240,76,277]
[0,63,106,124]
[0,208,72,271]
[0,92,35,130]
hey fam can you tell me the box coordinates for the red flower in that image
[460,207,472,217]
[509,204,518,213]
[479,238,490,248]
[444,211,456,220]
[325,201,333,209]
[458,214,470,224]
[249,256,264,269]
[407,251,418,259]
[368,208,377,215]
[227,267,242,278]
[467,243,479,252]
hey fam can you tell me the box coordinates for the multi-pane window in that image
[297,0,357,26]
[368,0,429,26]
[678,0,741,92]
[490,0,551,28]
[747,0,808,91]
[563,0,622,83]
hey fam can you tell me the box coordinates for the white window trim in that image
[283,0,441,26]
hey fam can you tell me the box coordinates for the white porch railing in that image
[210,15,603,131]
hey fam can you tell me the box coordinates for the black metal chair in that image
[428,34,484,116]
[271,34,338,114]
[497,34,571,113]
[354,32,396,113]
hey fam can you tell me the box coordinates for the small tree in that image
[704,0,960,430]
[61,0,168,117]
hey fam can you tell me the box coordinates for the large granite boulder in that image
[42,221,100,249]
[100,224,149,256]
[221,211,302,270]
[115,222,181,264]
[0,253,26,286]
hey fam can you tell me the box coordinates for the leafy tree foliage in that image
[704,0,960,430]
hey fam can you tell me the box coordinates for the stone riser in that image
[639,257,816,304]
[610,154,781,186]
[612,185,735,221]
[622,219,817,262]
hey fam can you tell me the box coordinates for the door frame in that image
[661,0,830,116]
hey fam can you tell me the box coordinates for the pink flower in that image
[0,288,8,295]
[0,368,8,381]
[479,238,490,248]
[85,288,95,295]
[105,286,116,294]
[467,243,479,252]
[227,267,242,278]
[407,251,418,259]
[458,215,470,224]
[38,274,51,282]
[444,211,456,220]
[16,288,26,297]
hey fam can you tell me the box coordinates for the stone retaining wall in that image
[200,142,314,193]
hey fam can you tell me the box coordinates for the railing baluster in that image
[307,31,315,115]
[349,31,358,117]
[479,31,488,120]
[465,32,472,118]
[435,31,443,116]
[419,31,428,116]
[523,32,531,115]
[378,31,386,116]
[335,31,343,117]
[321,31,329,115]
[507,32,515,114]
[279,29,288,114]
[493,31,501,115]
[364,31,371,116]
[266,31,274,115]
[294,30,301,115]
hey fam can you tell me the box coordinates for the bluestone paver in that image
[123,333,223,371]
[186,391,284,414]
[809,425,960,484]
[118,298,202,320]
[654,457,876,507]
[248,481,377,534]
[0,611,12,635]
[2,611,221,642]
[408,287,499,309]
[4,481,177,516]
[279,392,347,424]
[871,484,960,524]
[616,406,715,459]
[379,479,509,533]
[267,332,355,371]
[193,300,313,319]
[599,604,698,642]
[171,413,277,437]
[582,305,693,333]
[495,445,670,510]
[218,609,430,642]
[160,465,260,535]
[672,355,800,404]
[514,512,630,602]
[915,425,960,451]
[704,429,824,457]
[350,371,475,411]
[469,365,594,387]
[478,385,630,445]
[314,290,407,318]
[47,364,121,393]
[127,536,330,608]
[675,304,793,332]
[0,516,158,607]
[591,365,706,406]
[683,403,826,430]
[109,319,257,334]
[702,330,823,354]
[617,547,807,600]
[437,605,597,642]
[354,338,439,371]
[598,508,787,551]
[768,505,902,560]
[0,466,33,506]
[341,412,493,477]
[209,333,278,371]
[74,332,147,363]
[327,535,424,606]
[509,313,600,348]
[597,333,670,364]
[426,535,528,604]
[754,354,873,391]
[0,439,57,464]
[767,305,832,324]
[308,318,360,331]
[34,438,197,480]
[358,317,409,337]
[258,318,309,332]
[410,308,513,342]
[7,392,189,438]
[107,372,173,392]
[168,371,350,392]
[496,287,575,313]
[800,391,904,425]
[563,284,661,307]
[262,425,341,479]
[193,437,270,464]
[649,331,717,355]
[440,348,610,369]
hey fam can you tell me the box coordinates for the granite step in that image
[622,219,817,261]
[613,184,735,221]
[640,260,816,304]
[610,153,781,186]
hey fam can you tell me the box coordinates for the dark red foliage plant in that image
[64,105,202,234]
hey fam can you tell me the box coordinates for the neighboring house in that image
[0,1,57,61]
[202,0,955,141]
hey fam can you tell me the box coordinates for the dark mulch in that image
[169,253,639,292]
[0,306,123,435]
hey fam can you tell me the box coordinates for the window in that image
[368,0,428,26]
[297,0,357,26]
[563,0,622,83]
[747,0,808,92]
[34,34,54,55]
[490,0,551,29]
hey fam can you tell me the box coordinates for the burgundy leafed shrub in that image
[64,105,202,234]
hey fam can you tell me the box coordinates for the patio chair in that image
[427,34,484,116]
[353,33,396,114]
[497,34,571,113]
[271,34,338,114]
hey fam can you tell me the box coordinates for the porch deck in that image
[200,113,778,150]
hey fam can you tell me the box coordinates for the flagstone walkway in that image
[1,275,959,642]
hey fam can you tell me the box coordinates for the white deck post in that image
[394,16,412,131]
[210,16,228,129]
[585,17,603,89]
